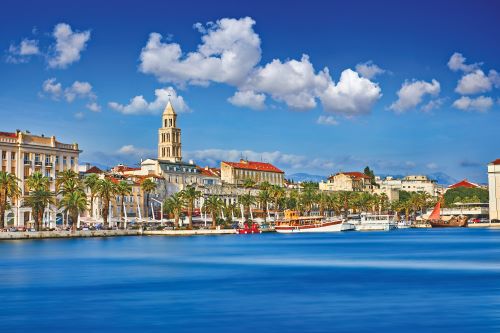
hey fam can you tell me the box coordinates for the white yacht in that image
[348,213,397,231]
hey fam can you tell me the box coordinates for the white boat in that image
[349,214,397,231]
[275,210,343,233]
[397,221,412,229]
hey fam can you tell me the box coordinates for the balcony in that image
[45,162,53,168]
[24,160,31,166]
[34,161,43,166]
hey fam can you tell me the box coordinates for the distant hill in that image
[287,173,327,183]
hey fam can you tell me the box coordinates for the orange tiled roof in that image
[222,160,284,173]
[85,166,103,174]
[491,158,500,165]
[0,131,17,138]
[448,179,479,189]
[114,165,141,172]
[197,166,221,177]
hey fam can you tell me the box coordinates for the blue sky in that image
[1,0,499,183]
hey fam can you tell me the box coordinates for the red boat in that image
[237,223,262,234]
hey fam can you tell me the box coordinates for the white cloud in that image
[316,115,338,126]
[243,55,331,110]
[64,81,95,102]
[389,79,440,113]
[139,17,261,86]
[6,39,40,63]
[320,69,382,115]
[86,102,101,112]
[447,52,481,72]
[138,17,382,115]
[47,23,91,69]
[455,70,492,95]
[109,86,189,115]
[426,162,438,170]
[41,78,99,111]
[421,98,444,113]
[228,90,266,110]
[42,78,63,99]
[355,60,386,79]
[74,112,84,120]
[452,96,493,112]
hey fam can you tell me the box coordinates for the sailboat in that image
[427,199,468,228]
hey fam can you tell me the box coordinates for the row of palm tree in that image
[0,169,159,231]
[163,185,202,229]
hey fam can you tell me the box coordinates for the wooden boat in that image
[275,210,343,233]
[427,200,468,228]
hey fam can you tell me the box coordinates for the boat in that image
[427,200,468,228]
[275,210,343,233]
[349,213,397,231]
[237,222,262,234]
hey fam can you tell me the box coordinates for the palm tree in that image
[115,180,132,228]
[0,172,21,229]
[300,187,317,215]
[222,202,237,224]
[141,178,157,219]
[269,185,285,213]
[26,171,49,191]
[59,190,87,231]
[56,169,79,191]
[96,178,116,228]
[180,185,202,229]
[317,192,330,216]
[163,193,183,228]
[257,189,271,222]
[25,189,53,230]
[338,191,355,216]
[204,195,223,228]
[26,172,53,230]
[238,193,255,222]
[84,173,99,217]
[242,178,256,194]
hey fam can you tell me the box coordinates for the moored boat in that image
[349,213,397,231]
[275,210,343,233]
[427,199,468,228]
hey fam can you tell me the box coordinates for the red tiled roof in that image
[0,131,17,138]
[448,179,479,189]
[330,171,371,180]
[491,159,500,165]
[197,166,221,177]
[113,165,141,172]
[85,166,103,174]
[222,160,284,173]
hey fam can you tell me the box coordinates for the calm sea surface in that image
[1,229,500,332]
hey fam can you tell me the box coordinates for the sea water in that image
[0,228,499,332]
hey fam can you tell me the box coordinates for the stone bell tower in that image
[158,100,182,162]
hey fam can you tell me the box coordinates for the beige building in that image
[0,130,80,226]
[319,172,372,192]
[488,159,500,221]
[376,175,440,197]
[158,100,182,162]
[221,160,284,187]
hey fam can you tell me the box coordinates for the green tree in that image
[204,195,224,228]
[444,187,488,206]
[238,193,255,222]
[56,169,79,191]
[163,193,184,228]
[180,185,202,229]
[84,173,100,218]
[25,188,53,231]
[0,172,21,229]
[116,180,132,228]
[140,178,157,219]
[257,189,271,222]
[59,190,87,231]
[26,171,49,191]
[96,178,117,228]
[269,185,285,212]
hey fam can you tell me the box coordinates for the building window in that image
[11,152,15,160]
[70,157,75,166]
[35,154,40,162]
[1,151,5,160]
[63,157,67,165]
